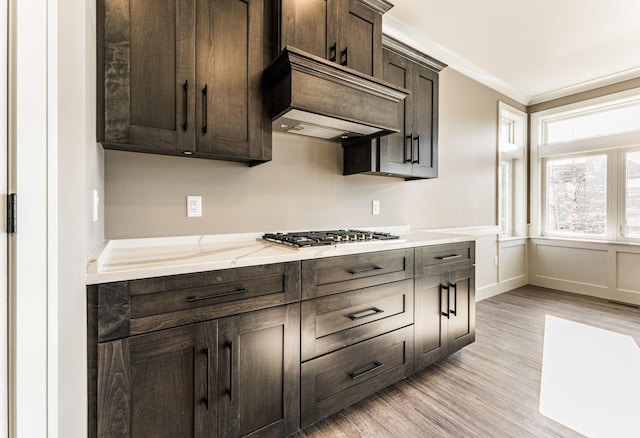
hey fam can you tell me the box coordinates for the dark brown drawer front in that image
[415,241,475,276]
[301,279,413,361]
[301,326,413,427]
[302,248,414,299]
[124,262,300,336]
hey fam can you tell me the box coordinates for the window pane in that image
[545,155,607,235]
[625,151,640,237]
[545,102,640,144]
[499,161,511,235]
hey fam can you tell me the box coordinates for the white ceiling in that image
[383,0,640,105]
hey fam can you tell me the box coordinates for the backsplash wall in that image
[105,68,523,239]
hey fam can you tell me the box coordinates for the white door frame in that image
[0,0,8,436]
[8,0,58,436]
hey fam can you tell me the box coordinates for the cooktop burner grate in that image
[263,229,400,248]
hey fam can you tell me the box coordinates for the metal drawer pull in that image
[186,288,249,302]
[405,134,413,163]
[204,347,211,410]
[349,361,385,380]
[449,282,457,316]
[441,284,450,319]
[347,307,384,321]
[226,341,233,401]
[435,254,462,261]
[412,135,420,164]
[182,80,188,131]
[202,84,208,134]
[347,264,382,274]
[340,46,349,66]
[329,42,337,62]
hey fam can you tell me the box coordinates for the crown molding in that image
[382,15,530,105]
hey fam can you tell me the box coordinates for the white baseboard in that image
[477,276,528,301]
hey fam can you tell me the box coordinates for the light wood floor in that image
[292,286,640,438]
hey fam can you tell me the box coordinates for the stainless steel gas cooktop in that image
[263,229,400,248]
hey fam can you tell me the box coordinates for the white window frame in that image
[531,88,640,243]
[541,151,614,240]
[620,146,640,240]
[498,102,527,239]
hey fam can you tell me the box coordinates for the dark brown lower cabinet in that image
[300,325,413,427]
[218,304,300,437]
[414,266,475,371]
[94,304,299,438]
[97,322,217,437]
[91,244,477,436]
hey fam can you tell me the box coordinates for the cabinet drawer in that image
[302,248,414,299]
[301,326,413,427]
[415,241,475,276]
[301,279,413,361]
[96,262,300,340]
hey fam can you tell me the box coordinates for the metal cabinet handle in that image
[435,254,462,261]
[412,135,420,164]
[347,264,382,274]
[349,361,384,380]
[226,341,233,401]
[405,135,413,163]
[202,85,208,134]
[347,307,384,321]
[340,46,348,66]
[204,347,211,410]
[441,284,450,319]
[450,282,457,316]
[329,42,337,62]
[182,80,188,131]
[186,288,249,303]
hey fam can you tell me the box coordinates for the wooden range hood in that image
[264,46,409,143]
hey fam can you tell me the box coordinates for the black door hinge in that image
[7,193,16,234]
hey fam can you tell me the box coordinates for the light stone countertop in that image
[86,227,479,285]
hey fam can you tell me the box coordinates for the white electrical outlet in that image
[187,196,202,217]
[372,200,380,215]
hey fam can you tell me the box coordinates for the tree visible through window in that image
[545,155,607,235]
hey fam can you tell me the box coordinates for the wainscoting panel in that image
[534,244,608,288]
[499,241,526,283]
[529,239,640,306]
[616,251,640,293]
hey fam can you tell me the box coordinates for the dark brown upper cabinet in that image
[98,0,272,165]
[343,35,446,180]
[278,0,392,78]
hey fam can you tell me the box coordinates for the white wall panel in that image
[534,244,608,287]
[499,243,526,282]
[616,252,640,293]
[476,234,498,290]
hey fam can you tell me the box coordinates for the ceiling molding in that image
[382,15,531,105]
[528,67,640,105]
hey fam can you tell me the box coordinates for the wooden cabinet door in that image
[337,0,383,77]
[410,63,439,178]
[100,0,196,152]
[96,322,217,437]
[195,0,271,161]
[279,0,339,61]
[447,267,476,354]
[378,48,413,176]
[414,272,448,371]
[218,304,300,437]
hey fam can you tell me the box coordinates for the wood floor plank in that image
[292,286,640,437]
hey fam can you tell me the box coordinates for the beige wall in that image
[105,68,524,238]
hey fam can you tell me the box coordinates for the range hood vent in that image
[264,46,409,143]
